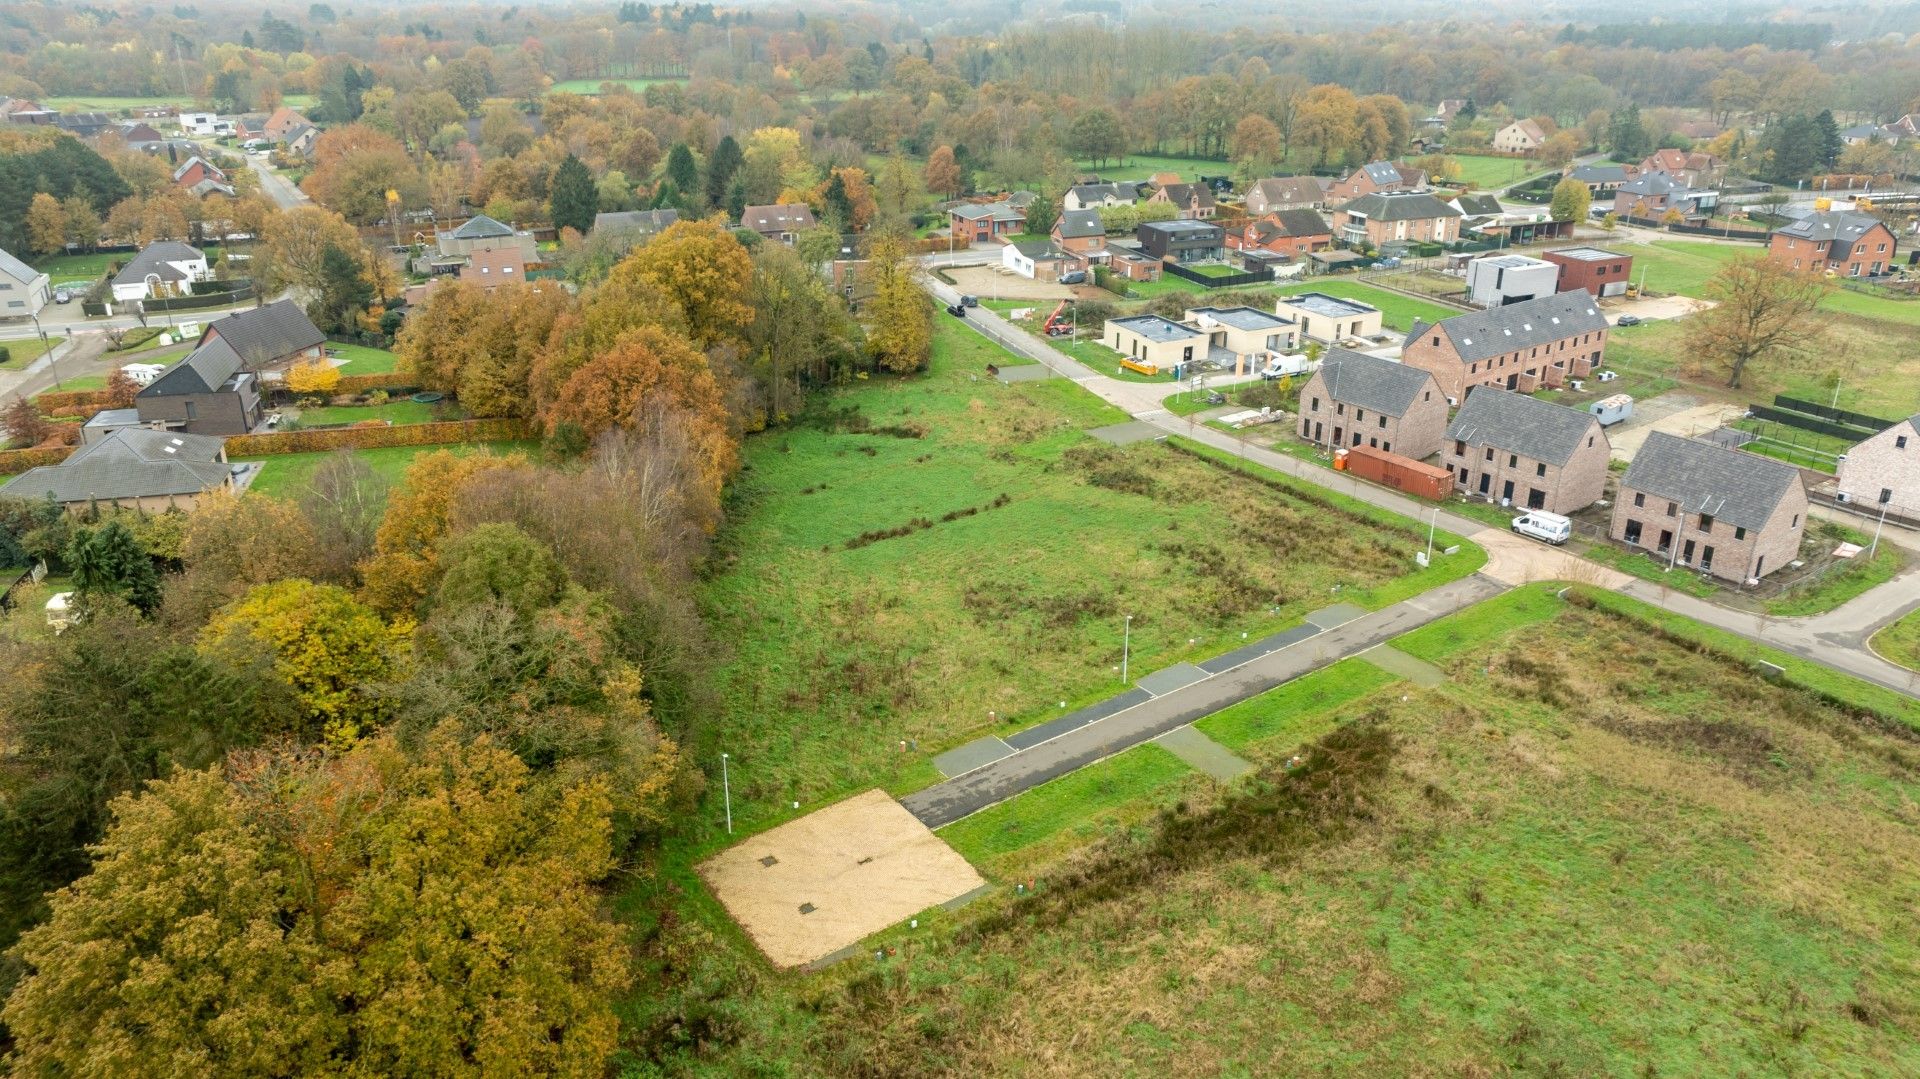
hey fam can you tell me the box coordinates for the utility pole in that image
[1872,498,1890,558]
[1121,614,1133,683]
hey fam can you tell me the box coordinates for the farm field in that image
[238,439,536,499]
[549,77,686,94]
[631,582,1920,1074]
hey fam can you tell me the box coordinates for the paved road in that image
[902,574,1510,827]
[247,155,311,210]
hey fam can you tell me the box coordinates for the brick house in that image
[1052,208,1107,267]
[1492,119,1548,154]
[172,156,233,197]
[1146,182,1217,220]
[1836,415,1920,515]
[1401,290,1609,402]
[1562,163,1635,197]
[1612,172,1715,219]
[135,300,324,436]
[742,204,818,244]
[1612,431,1807,581]
[1444,387,1610,513]
[264,106,312,141]
[1227,210,1332,257]
[1541,247,1634,297]
[1639,148,1721,188]
[0,429,235,514]
[462,244,527,289]
[1243,176,1328,215]
[1767,211,1898,277]
[1324,161,1426,203]
[1332,191,1462,248]
[948,200,1025,243]
[1297,349,1448,459]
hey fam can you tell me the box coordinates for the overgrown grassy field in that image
[630,582,1920,1074]
[691,321,1478,837]
[239,440,536,500]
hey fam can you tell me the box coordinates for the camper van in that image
[1511,511,1572,546]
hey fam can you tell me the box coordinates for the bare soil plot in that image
[699,789,985,968]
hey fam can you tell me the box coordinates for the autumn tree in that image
[298,450,389,583]
[1549,176,1592,223]
[864,232,932,374]
[1295,84,1361,166]
[300,124,423,223]
[67,520,160,615]
[358,449,530,614]
[1231,114,1283,179]
[1684,256,1831,388]
[25,192,65,255]
[613,216,755,350]
[1540,130,1583,169]
[287,357,342,395]
[923,144,962,199]
[1066,108,1126,167]
[255,205,364,295]
[396,279,574,418]
[2,395,53,447]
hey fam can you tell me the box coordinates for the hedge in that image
[32,388,114,410]
[0,445,76,473]
[226,418,533,456]
[335,372,421,394]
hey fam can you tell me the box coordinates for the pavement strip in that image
[1153,725,1254,782]
[1358,644,1447,687]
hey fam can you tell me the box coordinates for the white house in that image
[178,111,233,136]
[1492,119,1548,154]
[0,246,52,320]
[110,242,209,302]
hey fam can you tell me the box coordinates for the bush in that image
[0,347,9,365]
[224,418,533,456]
[0,445,77,472]
[286,358,341,395]
[367,390,389,406]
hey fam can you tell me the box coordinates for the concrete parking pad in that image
[1154,725,1254,783]
[994,364,1053,383]
[1360,644,1446,687]
[700,790,986,968]
[1088,420,1164,446]
[933,736,1016,778]
[1136,662,1210,697]
[1004,688,1152,751]
[1305,603,1368,631]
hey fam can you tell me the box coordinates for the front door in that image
[1506,373,1518,390]
[1682,539,1696,564]
[1333,426,1343,445]
[1478,473,1490,495]
[1527,488,1545,510]
[1625,520,1642,544]
[1658,529,1673,553]
[1501,480,1514,503]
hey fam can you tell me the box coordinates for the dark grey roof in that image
[1056,208,1104,239]
[1772,210,1883,251]
[1408,290,1608,364]
[1360,161,1404,186]
[1455,194,1503,217]
[1444,387,1601,467]
[1139,219,1223,238]
[1340,191,1462,221]
[0,428,228,504]
[1009,238,1055,258]
[1618,172,1695,198]
[1110,314,1201,343]
[0,246,41,286]
[1567,164,1630,183]
[1262,209,1331,237]
[742,204,817,232]
[142,337,244,397]
[1155,182,1216,208]
[593,208,679,235]
[112,242,203,288]
[199,300,325,369]
[1069,182,1140,204]
[1621,431,1803,530]
[1315,350,1436,418]
[451,214,514,239]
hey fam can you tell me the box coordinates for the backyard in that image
[328,344,401,375]
[238,440,536,500]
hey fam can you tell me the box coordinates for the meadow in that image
[550,77,686,95]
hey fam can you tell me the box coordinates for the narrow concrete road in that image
[247,155,311,210]
[902,574,1508,828]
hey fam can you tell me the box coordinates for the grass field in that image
[239,440,535,500]
[1869,609,1920,671]
[1072,155,1225,183]
[1272,279,1459,332]
[625,580,1920,1073]
[1447,153,1551,190]
[37,94,314,113]
[293,400,446,427]
[549,77,686,95]
[0,338,64,370]
[328,344,401,375]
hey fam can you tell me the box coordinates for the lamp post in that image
[720,753,732,835]
[1425,506,1439,567]
[29,311,58,389]
[1122,614,1133,684]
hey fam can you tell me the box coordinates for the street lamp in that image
[28,311,57,389]
[720,753,732,835]
[1872,497,1891,558]
[1121,614,1133,683]
[1424,506,1440,567]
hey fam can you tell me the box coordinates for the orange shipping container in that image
[1343,444,1450,501]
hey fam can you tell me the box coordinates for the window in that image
[1355,409,1366,421]
[1665,501,1676,517]
[1535,463,1546,477]
[1424,391,1431,401]
[1336,403,1345,415]
[1507,454,1517,468]
[1587,436,1594,447]
[1882,488,1894,504]
[1310,396,1320,411]
[185,401,197,420]
[1455,439,1466,456]
[1898,435,1908,449]
[1633,492,1644,508]
[1699,514,1713,532]
[1735,526,1746,540]
[1484,447,1494,461]
[1792,514,1800,528]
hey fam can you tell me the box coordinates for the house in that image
[1332,191,1462,248]
[1000,239,1062,280]
[281,124,319,156]
[1135,219,1224,263]
[1840,123,1898,146]
[1,98,53,123]
[178,111,232,136]
[1613,172,1715,219]
[1612,431,1808,581]
[1492,119,1548,154]
[1465,255,1561,308]
[1767,210,1898,277]
[1444,387,1610,513]
[1275,292,1383,344]
[1297,349,1448,458]
[173,156,234,198]
[435,214,539,263]
[1454,193,1504,219]
[0,429,235,513]
[1422,99,1467,129]
[1401,290,1609,401]
[232,114,268,141]
[1562,163,1635,197]
[1184,306,1298,373]
[462,244,527,288]
[264,106,312,141]
[1104,314,1204,372]
[1051,208,1108,264]
[1228,210,1332,257]
[1324,161,1426,203]
[1103,246,1163,282]
[55,113,113,139]
[1639,149,1721,188]
[1146,182,1217,220]
[1064,182,1141,211]
[947,200,1025,243]
[1243,176,1329,215]
[110,242,209,302]
[0,247,52,320]
[135,300,324,436]
[592,208,679,254]
[1541,247,1634,297]
[1837,416,1920,515]
[116,121,167,148]
[1889,114,1920,139]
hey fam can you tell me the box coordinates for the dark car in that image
[946,303,967,318]
[960,295,979,308]
[1615,314,1641,327]
[1058,271,1087,285]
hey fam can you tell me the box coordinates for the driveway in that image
[942,264,1081,301]
[246,155,311,210]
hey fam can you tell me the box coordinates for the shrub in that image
[223,418,533,456]
[286,358,341,395]
[367,390,390,406]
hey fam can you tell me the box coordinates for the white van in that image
[1511,511,1571,546]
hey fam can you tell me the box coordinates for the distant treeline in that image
[1556,22,1830,53]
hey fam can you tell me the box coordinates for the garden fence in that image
[1161,263,1275,289]
[1771,396,1894,432]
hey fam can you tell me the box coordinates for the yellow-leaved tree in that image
[286,357,341,395]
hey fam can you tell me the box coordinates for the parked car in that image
[1614,314,1641,327]
[945,303,967,318]
[53,288,71,304]
[1058,271,1087,284]
[1511,511,1572,546]
[960,295,979,308]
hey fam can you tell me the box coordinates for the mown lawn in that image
[0,338,64,369]
[239,440,536,500]
[1447,153,1551,190]
[1271,279,1459,332]
[1071,154,1224,183]
[1869,608,1920,671]
[293,400,446,427]
[330,344,400,375]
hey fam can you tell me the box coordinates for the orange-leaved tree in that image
[358,449,531,615]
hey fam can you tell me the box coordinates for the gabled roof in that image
[1408,290,1608,364]
[1501,119,1547,142]
[172,156,224,183]
[1340,191,1463,222]
[1566,164,1631,183]
[742,204,818,232]
[0,246,43,287]
[1068,181,1140,204]
[450,214,514,240]
[1245,176,1326,206]
[1444,387,1600,467]
[1358,161,1405,186]
[198,299,325,369]
[951,200,1025,223]
[1314,349,1436,418]
[1772,210,1886,255]
[1257,209,1331,237]
[1642,148,1717,173]
[593,208,679,234]
[0,428,230,505]
[1154,182,1216,208]
[1618,172,1698,198]
[1055,208,1104,239]
[1622,431,1802,530]
[141,337,244,397]
[1455,193,1503,217]
[111,242,204,288]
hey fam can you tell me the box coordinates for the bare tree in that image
[299,450,389,582]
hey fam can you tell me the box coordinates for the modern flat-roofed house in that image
[136,300,324,436]
[1444,387,1610,513]
[1612,431,1808,581]
[1465,254,1560,308]
[1542,247,1634,297]
[1767,210,1898,278]
[0,428,235,513]
[1274,292,1383,343]
[1332,191,1462,248]
[0,246,51,320]
[1835,415,1920,516]
[1105,314,1204,371]
[1243,176,1329,214]
[110,242,209,302]
[1297,349,1447,458]
[1184,306,1297,372]
[1135,219,1224,263]
[1401,290,1609,402]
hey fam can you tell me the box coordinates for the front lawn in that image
[239,440,537,500]
[0,338,64,370]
